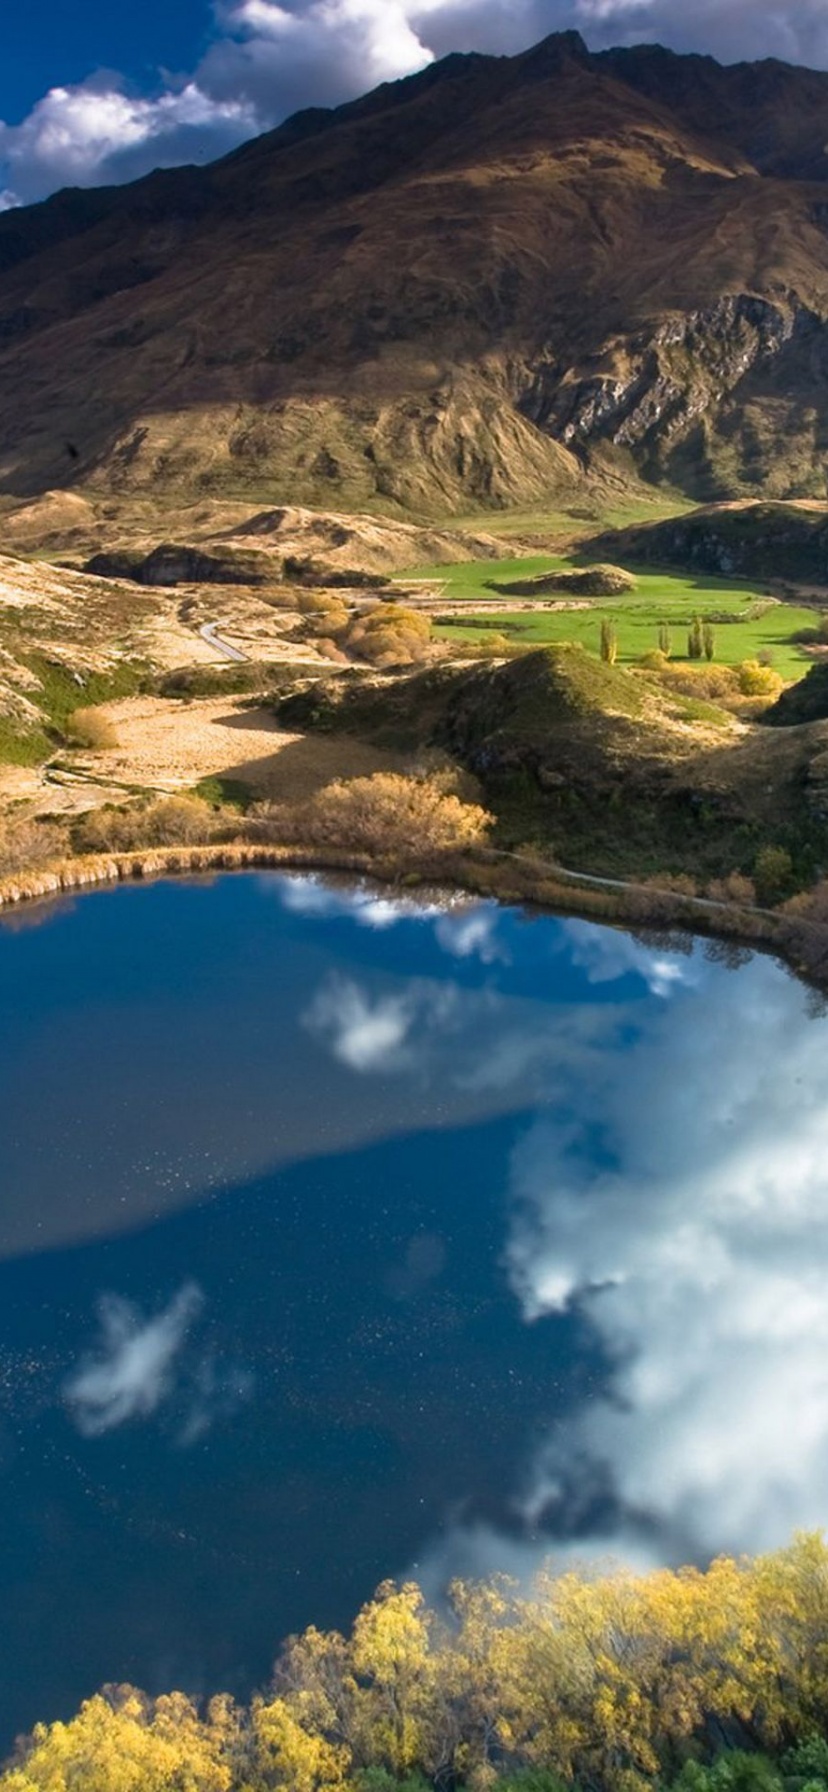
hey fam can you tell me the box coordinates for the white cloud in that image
[410,1519,663,1605]
[560,918,694,997]
[505,953,828,1562]
[65,1283,204,1437]
[277,874,443,931]
[574,0,828,66]
[278,874,505,952]
[305,974,419,1070]
[3,0,827,207]
[435,908,508,964]
[0,76,255,208]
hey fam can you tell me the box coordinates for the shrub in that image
[707,872,757,906]
[643,872,699,897]
[345,606,432,668]
[0,815,67,877]
[738,660,784,698]
[658,664,740,701]
[250,772,492,857]
[72,806,139,854]
[298,591,350,636]
[66,706,119,750]
[754,844,794,905]
[73,795,219,855]
[342,605,433,670]
[784,880,828,922]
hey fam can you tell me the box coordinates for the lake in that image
[1,871,826,1748]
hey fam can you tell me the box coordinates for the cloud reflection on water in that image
[64,1283,255,1445]
[10,872,828,1567]
[65,1283,204,1437]
[505,948,828,1563]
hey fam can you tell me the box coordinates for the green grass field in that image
[403,555,820,680]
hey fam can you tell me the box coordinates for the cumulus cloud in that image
[3,0,826,206]
[505,952,828,1563]
[65,1283,204,1437]
[0,74,256,208]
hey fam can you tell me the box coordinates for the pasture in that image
[404,555,820,680]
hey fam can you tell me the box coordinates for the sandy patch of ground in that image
[55,695,402,805]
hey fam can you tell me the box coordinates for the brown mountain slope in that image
[2,32,828,513]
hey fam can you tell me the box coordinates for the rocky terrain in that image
[1,34,828,512]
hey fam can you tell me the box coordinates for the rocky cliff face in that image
[1,33,828,512]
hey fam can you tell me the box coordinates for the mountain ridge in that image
[1,32,828,513]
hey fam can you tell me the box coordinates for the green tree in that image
[658,624,672,658]
[753,845,794,905]
[688,616,704,660]
[703,622,715,662]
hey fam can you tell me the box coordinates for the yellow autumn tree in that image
[350,1581,437,1775]
[0,1688,230,1792]
[251,1696,350,1792]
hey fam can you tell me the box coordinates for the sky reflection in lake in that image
[0,873,826,1743]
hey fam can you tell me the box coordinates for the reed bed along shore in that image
[3,836,827,995]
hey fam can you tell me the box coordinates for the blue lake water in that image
[1,872,827,1747]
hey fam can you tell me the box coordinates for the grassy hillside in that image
[275,646,828,885]
[596,501,828,585]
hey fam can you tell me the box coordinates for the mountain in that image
[2,32,828,514]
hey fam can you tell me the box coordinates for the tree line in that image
[7,1535,828,1792]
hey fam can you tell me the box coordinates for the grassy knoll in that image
[409,553,818,679]
[274,646,828,888]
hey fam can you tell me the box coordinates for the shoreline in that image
[2,838,826,990]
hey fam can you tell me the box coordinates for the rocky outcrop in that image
[85,544,278,586]
[524,296,825,494]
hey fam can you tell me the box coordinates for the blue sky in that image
[0,0,214,124]
[2,0,828,210]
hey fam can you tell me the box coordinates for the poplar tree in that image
[600,619,618,664]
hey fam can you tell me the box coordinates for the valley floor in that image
[0,695,401,815]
